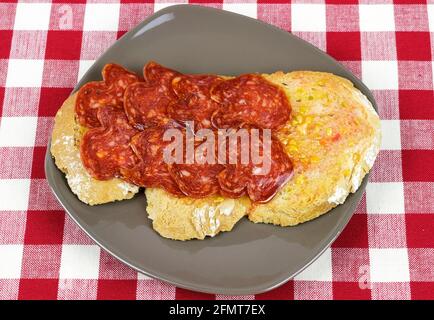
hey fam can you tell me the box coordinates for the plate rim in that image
[45,4,377,295]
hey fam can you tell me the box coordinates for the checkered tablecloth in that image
[0,0,433,300]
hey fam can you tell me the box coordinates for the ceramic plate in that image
[45,5,376,295]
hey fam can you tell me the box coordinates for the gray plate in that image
[45,5,376,295]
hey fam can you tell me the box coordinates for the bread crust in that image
[146,188,251,240]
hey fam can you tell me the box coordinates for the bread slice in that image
[146,71,381,239]
[247,71,381,226]
[146,188,251,240]
[50,93,139,205]
[51,71,380,240]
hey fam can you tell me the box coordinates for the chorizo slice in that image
[102,63,141,88]
[168,74,223,128]
[246,136,293,202]
[167,127,224,197]
[121,162,183,196]
[124,82,173,129]
[80,106,139,180]
[120,126,183,196]
[211,74,291,129]
[216,165,249,199]
[144,61,180,88]
[169,162,224,198]
[75,64,140,128]
[217,131,293,202]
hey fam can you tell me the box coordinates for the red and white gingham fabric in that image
[0,0,433,300]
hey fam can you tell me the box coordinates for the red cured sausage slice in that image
[122,162,183,196]
[216,165,249,199]
[120,61,181,129]
[215,129,250,198]
[168,128,224,197]
[217,131,293,202]
[124,82,173,129]
[168,75,223,128]
[169,162,224,198]
[80,106,139,180]
[76,64,140,128]
[144,61,180,87]
[103,64,140,88]
[120,126,183,196]
[171,75,223,101]
[211,74,291,129]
